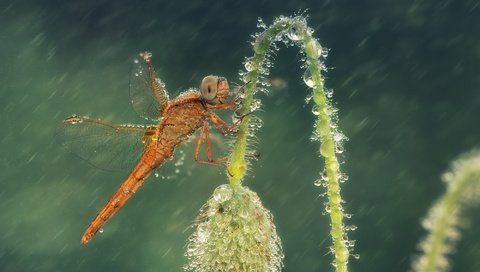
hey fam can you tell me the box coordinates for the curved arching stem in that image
[226,16,351,272]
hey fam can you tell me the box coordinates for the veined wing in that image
[55,116,156,171]
[130,52,169,121]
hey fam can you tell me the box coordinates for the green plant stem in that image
[413,150,480,272]
[304,27,349,272]
[226,16,350,272]
[227,22,287,187]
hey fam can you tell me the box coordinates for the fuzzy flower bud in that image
[185,184,283,272]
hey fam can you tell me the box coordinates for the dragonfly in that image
[56,52,241,245]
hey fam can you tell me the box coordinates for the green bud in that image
[185,184,283,272]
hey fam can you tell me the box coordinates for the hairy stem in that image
[226,16,351,271]
[226,21,287,187]
[412,150,480,272]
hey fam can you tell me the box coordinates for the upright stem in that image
[412,150,480,272]
[226,16,351,271]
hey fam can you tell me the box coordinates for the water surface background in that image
[1,0,479,271]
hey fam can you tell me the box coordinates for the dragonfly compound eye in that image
[200,75,218,101]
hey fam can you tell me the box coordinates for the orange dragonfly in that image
[56,52,240,245]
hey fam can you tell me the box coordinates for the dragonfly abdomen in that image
[80,144,160,244]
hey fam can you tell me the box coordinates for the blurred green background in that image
[1,0,479,271]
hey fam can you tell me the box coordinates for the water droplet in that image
[346,240,356,248]
[244,57,254,72]
[310,133,320,142]
[320,170,328,182]
[313,40,323,56]
[303,69,315,88]
[251,99,262,111]
[259,80,271,87]
[325,88,333,98]
[287,25,302,41]
[304,94,313,103]
[324,204,331,214]
[333,132,345,142]
[239,207,249,219]
[257,17,266,29]
[337,173,348,184]
[321,47,329,58]
[312,105,320,116]
[99,228,104,234]
[133,59,139,64]
[213,185,232,203]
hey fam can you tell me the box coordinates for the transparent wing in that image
[55,116,154,171]
[130,52,169,121]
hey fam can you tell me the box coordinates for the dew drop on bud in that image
[213,185,232,203]
[186,185,284,272]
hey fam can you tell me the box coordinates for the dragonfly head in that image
[200,75,231,105]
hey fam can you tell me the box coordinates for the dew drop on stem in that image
[303,69,315,88]
[286,25,302,41]
[244,57,254,72]
[312,105,320,116]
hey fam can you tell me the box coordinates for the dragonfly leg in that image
[206,102,238,111]
[209,111,253,136]
[194,122,227,166]
[208,113,230,136]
